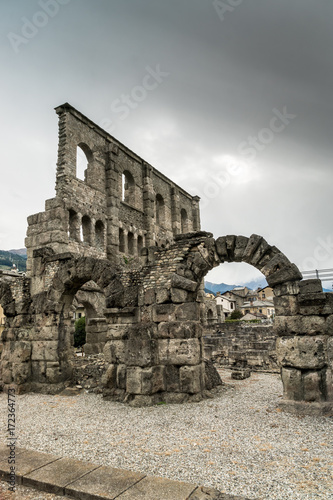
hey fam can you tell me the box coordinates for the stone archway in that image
[1,232,332,413]
[101,232,332,413]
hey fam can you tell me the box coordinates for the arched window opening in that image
[181,209,188,233]
[205,262,270,322]
[128,232,134,255]
[122,171,135,205]
[119,228,125,253]
[207,308,215,324]
[68,209,80,242]
[95,220,105,250]
[76,144,92,181]
[81,215,92,245]
[156,194,165,226]
[137,235,143,255]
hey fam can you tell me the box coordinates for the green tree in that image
[74,317,86,348]
[229,309,243,320]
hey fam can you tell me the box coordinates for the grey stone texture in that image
[0,104,332,414]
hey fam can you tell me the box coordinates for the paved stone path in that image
[0,445,250,500]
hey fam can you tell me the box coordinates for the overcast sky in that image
[1,0,332,286]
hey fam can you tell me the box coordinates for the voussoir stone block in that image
[158,338,201,365]
[261,253,291,278]
[233,236,249,262]
[215,236,228,261]
[267,264,303,287]
[276,336,327,369]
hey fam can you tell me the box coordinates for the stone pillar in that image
[142,163,155,247]
[191,195,201,231]
[171,187,180,235]
[275,279,333,415]
[106,147,120,262]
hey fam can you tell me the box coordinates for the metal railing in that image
[301,268,333,283]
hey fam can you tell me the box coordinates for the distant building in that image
[256,286,274,301]
[215,292,236,318]
[241,300,275,319]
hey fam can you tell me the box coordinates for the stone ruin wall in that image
[204,323,278,373]
[25,103,200,275]
[0,104,332,415]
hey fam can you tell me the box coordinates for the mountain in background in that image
[205,279,332,295]
[205,277,268,295]
[9,248,27,257]
[0,249,27,272]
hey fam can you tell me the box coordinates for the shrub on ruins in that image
[74,317,86,348]
[229,309,243,320]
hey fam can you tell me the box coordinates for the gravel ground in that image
[0,370,332,500]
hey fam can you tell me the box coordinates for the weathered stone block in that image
[233,236,249,262]
[276,336,327,369]
[164,365,180,392]
[323,321,333,343]
[116,364,127,390]
[31,341,59,362]
[103,340,126,364]
[126,367,143,394]
[126,335,156,367]
[155,288,170,304]
[179,365,201,393]
[261,253,291,278]
[102,364,117,388]
[274,315,326,336]
[170,273,197,292]
[273,281,300,296]
[170,288,188,303]
[273,295,298,316]
[158,339,201,365]
[281,367,303,401]
[250,239,270,266]
[175,302,200,321]
[215,236,228,261]
[157,321,202,339]
[267,264,303,287]
[242,234,262,263]
[141,366,166,394]
[303,370,324,402]
[144,289,156,305]
[299,279,323,295]
[152,304,176,322]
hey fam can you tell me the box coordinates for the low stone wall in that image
[204,322,278,372]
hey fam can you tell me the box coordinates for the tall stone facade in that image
[0,105,332,414]
[25,103,200,274]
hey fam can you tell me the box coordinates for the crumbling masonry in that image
[0,103,332,414]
